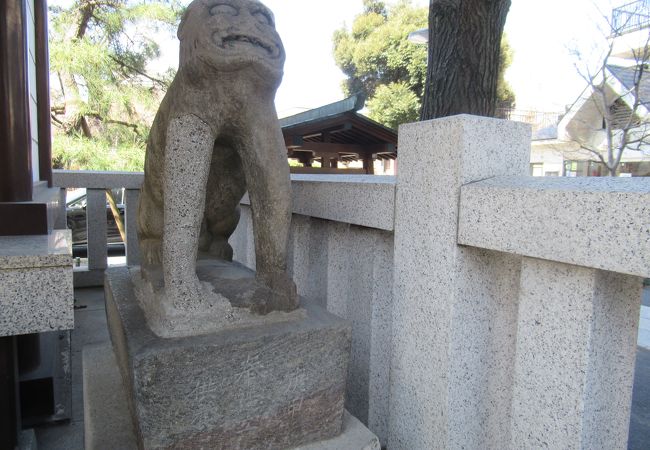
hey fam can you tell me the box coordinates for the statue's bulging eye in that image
[253,11,272,26]
[210,4,238,16]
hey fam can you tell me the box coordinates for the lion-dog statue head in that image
[177,0,286,88]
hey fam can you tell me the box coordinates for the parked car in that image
[66,188,126,257]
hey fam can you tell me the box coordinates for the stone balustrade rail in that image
[53,170,144,286]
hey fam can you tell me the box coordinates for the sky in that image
[504,0,619,112]
[258,0,619,116]
[52,0,624,116]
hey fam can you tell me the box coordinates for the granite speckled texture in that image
[511,258,641,449]
[230,114,646,449]
[459,176,650,278]
[131,262,306,339]
[231,211,395,443]
[322,223,394,444]
[388,115,530,450]
[84,343,379,450]
[83,344,138,450]
[240,175,397,231]
[124,189,141,266]
[0,229,71,269]
[87,189,108,271]
[53,170,144,189]
[105,266,351,449]
[0,230,74,337]
[136,0,297,315]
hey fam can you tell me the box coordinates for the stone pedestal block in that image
[0,230,73,337]
[105,266,351,450]
[83,344,380,450]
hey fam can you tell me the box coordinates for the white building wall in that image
[530,142,566,176]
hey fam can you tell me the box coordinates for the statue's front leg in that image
[239,111,297,313]
[163,115,214,307]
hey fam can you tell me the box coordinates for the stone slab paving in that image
[34,287,107,450]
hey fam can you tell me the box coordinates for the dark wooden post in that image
[0,337,20,450]
[320,155,329,169]
[0,2,33,442]
[298,153,312,167]
[363,154,375,175]
[35,0,53,187]
[0,0,33,202]
[321,131,331,170]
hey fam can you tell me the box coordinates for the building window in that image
[564,160,604,177]
[530,163,544,177]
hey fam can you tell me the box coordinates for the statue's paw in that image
[251,272,298,314]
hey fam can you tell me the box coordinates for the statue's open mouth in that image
[216,33,280,58]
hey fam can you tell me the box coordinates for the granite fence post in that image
[510,258,641,449]
[125,189,140,266]
[55,188,67,230]
[388,115,530,449]
[86,188,108,271]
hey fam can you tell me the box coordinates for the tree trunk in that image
[76,2,95,39]
[420,0,511,120]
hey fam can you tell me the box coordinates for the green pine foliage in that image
[366,82,420,130]
[49,0,183,171]
[52,133,145,171]
[333,0,515,129]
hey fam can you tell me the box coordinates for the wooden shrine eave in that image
[282,113,397,147]
[285,142,396,155]
[280,95,398,173]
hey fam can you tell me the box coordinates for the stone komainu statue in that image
[137,0,297,312]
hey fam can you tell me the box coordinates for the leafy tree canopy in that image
[49,0,183,170]
[333,0,515,129]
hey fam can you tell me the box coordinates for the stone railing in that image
[52,170,143,287]
[232,116,650,449]
[53,115,650,449]
[231,174,396,442]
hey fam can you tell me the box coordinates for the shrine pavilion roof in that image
[280,95,398,151]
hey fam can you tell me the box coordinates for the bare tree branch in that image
[108,54,169,88]
[86,112,144,137]
[569,10,650,176]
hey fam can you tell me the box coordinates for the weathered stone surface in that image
[83,344,137,450]
[137,0,297,315]
[131,259,306,338]
[239,174,397,231]
[0,230,74,337]
[105,266,351,449]
[458,176,650,278]
[83,343,379,450]
[231,210,395,443]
